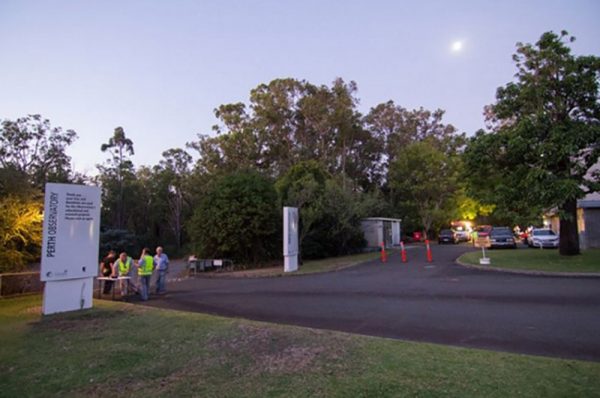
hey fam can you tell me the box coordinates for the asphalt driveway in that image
[144,244,600,361]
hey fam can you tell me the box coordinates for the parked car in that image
[453,228,470,242]
[438,229,458,244]
[527,228,559,248]
[489,227,517,249]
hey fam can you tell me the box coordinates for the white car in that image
[454,229,470,242]
[527,228,559,248]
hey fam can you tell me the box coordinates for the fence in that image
[0,272,43,297]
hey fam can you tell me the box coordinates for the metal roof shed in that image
[361,217,402,249]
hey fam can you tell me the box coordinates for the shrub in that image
[99,229,139,259]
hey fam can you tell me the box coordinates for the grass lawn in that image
[218,251,382,278]
[1,295,599,397]
[459,248,600,273]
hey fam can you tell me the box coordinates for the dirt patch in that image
[259,345,326,373]
[209,323,350,375]
[32,308,129,332]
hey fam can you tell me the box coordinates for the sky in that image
[1,0,599,174]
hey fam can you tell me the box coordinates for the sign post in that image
[41,183,101,315]
[283,207,299,273]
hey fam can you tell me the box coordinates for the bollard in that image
[425,239,433,262]
[400,241,407,263]
[381,242,388,263]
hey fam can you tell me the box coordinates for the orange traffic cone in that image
[400,241,407,263]
[381,242,388,263]
[425,239,433,262]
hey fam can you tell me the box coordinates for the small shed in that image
[577,198,600,249]
[543,194,600,249]
[361,217,402,249]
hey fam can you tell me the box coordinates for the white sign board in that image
[283,207,299,272]
[474,237,491,248]
[41,183,101,315]
[41,183,101,281]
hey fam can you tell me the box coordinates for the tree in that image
[188,171,279,265]
[0,196,43,272]
[326,78,381,190]
[0,114,77,188]
[99,127,135,229]
[187,78,382,189]
[389,140,461,239]
[311,179,366,257]
[364,102,458,172]
[453,189,495,222]
[276,160,329,259]
[464,31,600,255]
[0,114,77,270]
[250,78,310,175]
[0,166,37,198]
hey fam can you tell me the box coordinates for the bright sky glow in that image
[0,0,599,173]
[452,41,464,52]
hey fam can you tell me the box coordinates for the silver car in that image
[527,228,559,248]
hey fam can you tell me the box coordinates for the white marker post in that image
[283,207,299,273]
[41,183,101,315]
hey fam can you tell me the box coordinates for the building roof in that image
[362,217,402,222]
[578,199,600,209]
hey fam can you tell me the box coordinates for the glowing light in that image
[451,41,463,52]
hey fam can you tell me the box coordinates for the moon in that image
[451,41,463,52]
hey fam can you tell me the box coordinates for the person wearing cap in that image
[153,246,169,295]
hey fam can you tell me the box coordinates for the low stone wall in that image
[0,272,43,297]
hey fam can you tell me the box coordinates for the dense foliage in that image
[389,139,462,239]
[188,172,280,264]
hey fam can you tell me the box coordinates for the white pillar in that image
[283,207,299,272]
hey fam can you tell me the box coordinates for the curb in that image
[184,256,383,280]
[455,257,600,279]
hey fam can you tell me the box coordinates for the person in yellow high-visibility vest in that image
[115,251,134,297]
[136,247,155,301]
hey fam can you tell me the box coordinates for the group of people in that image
[99,246,169,301]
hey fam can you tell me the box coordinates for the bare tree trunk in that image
[117,146,124,229]
[421,214,431,240]
[341,139,347,191]
[168,190,183,251]
[559,198,580,256]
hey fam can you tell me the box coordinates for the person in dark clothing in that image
[99,250,117,294]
